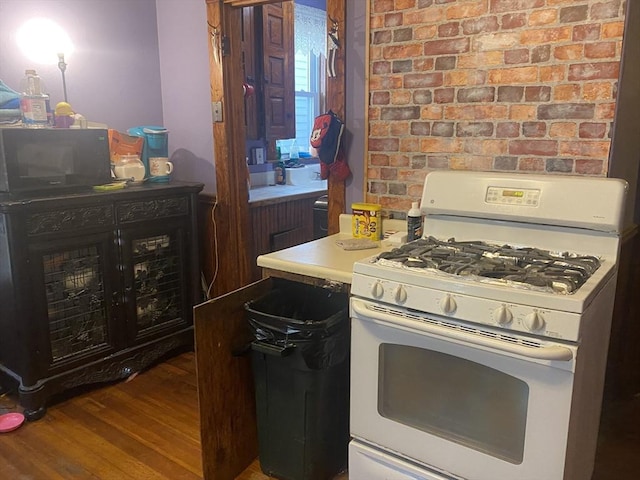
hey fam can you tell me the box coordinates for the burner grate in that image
[377,237,600,294]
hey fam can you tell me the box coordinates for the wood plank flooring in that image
[1,351,639,479]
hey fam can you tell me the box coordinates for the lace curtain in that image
[294,4,326,56]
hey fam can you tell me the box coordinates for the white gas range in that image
[348,171,627,480]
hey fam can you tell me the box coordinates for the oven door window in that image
[378,343,528,464]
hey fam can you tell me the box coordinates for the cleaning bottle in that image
[407,201,423,242]
[19,69,51,127]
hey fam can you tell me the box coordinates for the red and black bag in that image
[310,110,344,165]
[310,110,350,180]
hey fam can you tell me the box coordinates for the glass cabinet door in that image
[120,222,191,342]
[29,232,119,371]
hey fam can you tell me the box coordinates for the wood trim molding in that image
[326,0,346,235]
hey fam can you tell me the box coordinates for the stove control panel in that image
[485,186,540,206]
[351,273,581,342]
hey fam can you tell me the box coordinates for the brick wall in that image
[366,0,627,217]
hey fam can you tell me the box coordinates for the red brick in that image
[520,27,572,45]
[424,38,471,55]
[421,137,464,153]
[579,122,607,138]
[591,1,623,20]
[559,5,588,23]
[505,48,530,64]
[370,154,389,166]
[372,61,392,75]
[585,42,617,59]
[404,73,444,88]
[540,65,566,82]
[385,13,404,28]
[446,1,489,19]
[391,121,411,136]
[496,122,520,138]
[538,103,595,120]
[602,21,624,39]
[373,30,392,44]
[369,137,400,152]
[372,0,394,14]
[523,122,547,138]
[462,16,500,35]
[457,122,495,137]
[501,13,526,29]
[489,66,538,84]
[438,22,460,37]
[554,44,584,61]
[525,86,551,102]
[457,87,496,103]
[529,9,558,26]
[381,106,421,120]
[554,84,581,101]
[509,140,559,156]
[549,122,578,138]
[518,157,545,171]
[414,90,434,104]
[546,158,573,173]
[372,91,390,105]
[568,62,620,81]
[573,23,601,42]
[491,0,545,13]
[575,159,605,175]
[428,155,450,169]
[411,122,431,136]
[559,140,611,158]
[432,122,455,137]
[434,88,455,103]
[384,43,423,59]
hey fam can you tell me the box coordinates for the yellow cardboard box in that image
[352,203,382,241]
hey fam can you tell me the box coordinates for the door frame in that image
[205,0,346,295]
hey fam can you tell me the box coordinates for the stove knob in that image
[394,285,407,304]
[524,311,546,332]
[371,281,384,299]
[494,305,513,326]
[440,295,457,315]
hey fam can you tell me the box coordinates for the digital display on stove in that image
[486,186,540,206]
[502,190,524,197]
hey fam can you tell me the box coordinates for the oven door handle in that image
[351,300,574,362]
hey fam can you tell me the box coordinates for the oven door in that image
[350,298,577,480]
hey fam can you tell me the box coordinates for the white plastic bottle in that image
[20,69,51,127]
[407,201,423,242]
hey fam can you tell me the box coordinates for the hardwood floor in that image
[1,351,638,479]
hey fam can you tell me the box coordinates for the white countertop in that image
[249,182,327,204]
[257,215,406,284]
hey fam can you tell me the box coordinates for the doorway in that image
[205,0,345,296]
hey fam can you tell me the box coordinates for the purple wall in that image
[0,0,363,199]
[0,0,215,193]
[0,0,164,131]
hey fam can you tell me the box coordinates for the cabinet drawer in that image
[117,195,189,223]
[27,205,114,236]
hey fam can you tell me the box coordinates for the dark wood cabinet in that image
[0,182,203,419]
[248,195,319,281]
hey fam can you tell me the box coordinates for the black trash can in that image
[245,278,350,480]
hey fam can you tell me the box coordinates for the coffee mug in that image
[149,157,173,177]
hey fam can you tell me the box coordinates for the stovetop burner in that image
[377,237,601,294]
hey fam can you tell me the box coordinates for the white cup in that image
[149,157,173,177]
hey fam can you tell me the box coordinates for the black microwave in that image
[0,128,113,194]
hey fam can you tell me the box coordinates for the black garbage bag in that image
[244,279,349,370]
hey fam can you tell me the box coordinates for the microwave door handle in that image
[351,299,573,362]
